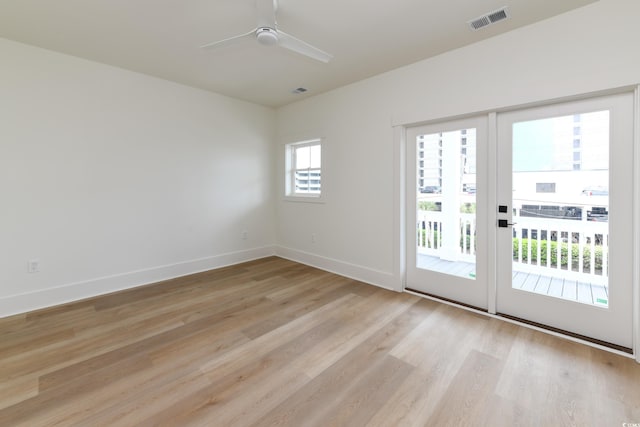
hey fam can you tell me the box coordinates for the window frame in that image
[284,138,324,202]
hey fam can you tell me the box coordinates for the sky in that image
[513,110,609,172]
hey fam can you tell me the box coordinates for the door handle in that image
[498,219,517,228]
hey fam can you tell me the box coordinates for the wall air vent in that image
[468,6,509,31]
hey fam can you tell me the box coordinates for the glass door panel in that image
[415,128,477,280]
[496,93,634,349]
[511,111,610,307]
[406,116,487,309]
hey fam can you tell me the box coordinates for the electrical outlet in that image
[28,259,40,273]
[241,230,248,240]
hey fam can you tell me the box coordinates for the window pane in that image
[512,110,609,307]
[416,128,476,281]
[310,145,321,168]
[295,171,309,192]
[295,146,310,169]
[287,140,321,197]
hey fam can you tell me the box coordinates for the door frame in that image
[404,116,489,310]
[633,86,640,362]
[393,85,640,362]
[495,92,634,349]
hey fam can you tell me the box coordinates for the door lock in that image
[498,219,517,228]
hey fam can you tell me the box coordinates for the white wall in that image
[2,0,639,318]
[0,38,276,317]
[275,0,640,289]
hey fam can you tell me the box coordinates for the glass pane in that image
[416,128,476,280]
[295,146,310,169]
[512,111,609,307]
[310,144,321,168]
[295,171,309,192]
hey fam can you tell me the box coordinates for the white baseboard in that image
[275,246,400,292]
[0,246,276,319]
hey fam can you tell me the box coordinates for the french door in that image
[406,92,634,349]
[496,93,634,349]
[405,116,489,309]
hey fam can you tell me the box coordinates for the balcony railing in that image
[417,209,609,285]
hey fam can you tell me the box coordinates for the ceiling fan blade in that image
[200,29,256,50]
[277,30,333,63]
[256,0,277,28]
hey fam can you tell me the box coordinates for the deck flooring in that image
[417,254,609,306]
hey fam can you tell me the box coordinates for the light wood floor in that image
[1,256,639,426]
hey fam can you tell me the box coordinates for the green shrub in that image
[418,201,440,211]
[512,238,604,273]
[460,203,476,213]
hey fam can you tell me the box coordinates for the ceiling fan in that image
[200,0,333,63]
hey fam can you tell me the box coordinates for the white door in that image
[496,93,634,349]
[406,116,488,309]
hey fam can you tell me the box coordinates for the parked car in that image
[581,186,608,196]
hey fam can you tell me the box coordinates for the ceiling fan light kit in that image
[200,0,332,63]
[256,27,278,46]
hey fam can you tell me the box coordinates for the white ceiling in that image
[0,0,597,107]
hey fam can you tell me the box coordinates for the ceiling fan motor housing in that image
[256,27,279,46]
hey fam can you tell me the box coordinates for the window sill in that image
[283,195,325,204]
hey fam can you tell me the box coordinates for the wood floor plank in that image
[0,376,39,411]
[139,318,345,427]
[425,349,504,426]
[0,257,638,426]
[250,301,426,427]
[374,305,493,426]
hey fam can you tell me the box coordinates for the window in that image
[285,139,322,198]
[536,182,556,193]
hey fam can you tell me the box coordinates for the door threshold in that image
[405,288,487,313]
[404,288,634,358]
[497,312,632,354]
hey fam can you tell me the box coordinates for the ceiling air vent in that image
[468,6,509,31]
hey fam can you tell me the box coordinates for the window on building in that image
[536,182,556,193]
[285,139,322,198]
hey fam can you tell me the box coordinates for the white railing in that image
[416,209,609,284]
[416,211,476,262]
[512,216,608,285]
